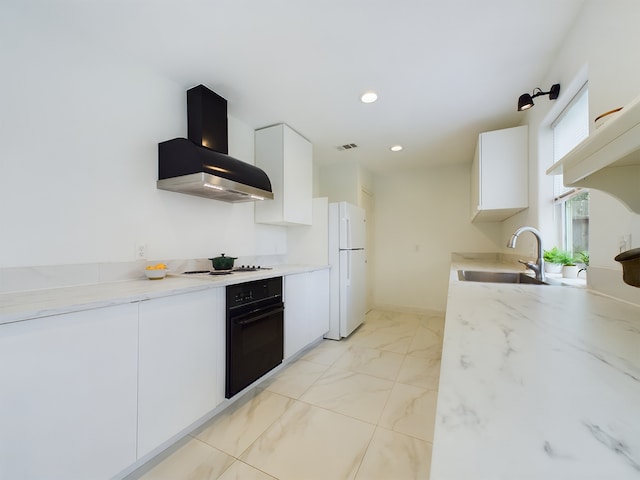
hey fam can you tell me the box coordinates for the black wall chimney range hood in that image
[157,85,274,203]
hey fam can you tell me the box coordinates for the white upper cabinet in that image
[471,125,528,222]
[547,94,640,213]
[255,123,313,226]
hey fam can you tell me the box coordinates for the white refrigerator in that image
[326,201,366,340]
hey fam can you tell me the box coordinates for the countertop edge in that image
[0,264,329,325]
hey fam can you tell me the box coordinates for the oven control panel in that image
[227,276,283,308]
[233,291,254,303]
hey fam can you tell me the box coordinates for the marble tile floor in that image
[127,309,445,480]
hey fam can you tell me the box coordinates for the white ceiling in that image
[23,0,584,172]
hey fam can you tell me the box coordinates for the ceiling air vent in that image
[337,143,358,151]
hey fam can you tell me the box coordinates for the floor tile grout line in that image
[196,388,299,463]
[134,310,445,479]
[228,397,376,480]
[287,353,440,432]
[314,361,402,384]
[351,422,379,480]
[230,458,280,479]
[291,393,387,429]
[193,392,435,479]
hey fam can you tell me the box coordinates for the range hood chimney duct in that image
[157,85,274,203]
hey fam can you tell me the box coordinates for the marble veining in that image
[356,427,432,479]
[583,422,640,472]
[299,367,395,424]
[128,309,443,480]
[332,345,405,381]
[378,383,438,442]
[194,389,294,458]
[0,264,328,325]
[431,255,640,480]
[239,401,374,480]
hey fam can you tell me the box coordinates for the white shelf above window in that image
[546,94,640,213]
[547,97,640,213]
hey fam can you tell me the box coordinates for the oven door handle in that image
[233,305,284,326]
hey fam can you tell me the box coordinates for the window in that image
[552,84,589,256]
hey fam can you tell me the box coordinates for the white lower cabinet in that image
[0,304,139,480]
[137,288,223,458]
[0,272,330,479]
[284,269,330,359]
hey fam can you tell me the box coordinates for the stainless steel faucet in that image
[507,226,545,282]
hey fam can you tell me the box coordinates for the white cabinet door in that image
[255,123,313,226]
[0,304,138,480]
[137,288,223,458]
[471,125,528,222]
[284,269,330,359]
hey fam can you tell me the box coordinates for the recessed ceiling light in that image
[360,91,378,103]
[390,145,403,152]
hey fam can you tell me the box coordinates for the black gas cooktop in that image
[182,266,272,276]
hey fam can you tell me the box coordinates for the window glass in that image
[561,190,589,254]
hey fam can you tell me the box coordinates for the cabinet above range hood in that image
[157,85,274,203]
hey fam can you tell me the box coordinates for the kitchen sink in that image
[457,270,547,285]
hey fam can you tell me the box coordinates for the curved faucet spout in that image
[506,226,545,282]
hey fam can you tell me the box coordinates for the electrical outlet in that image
[618,234,632,253]
[136,243,147,260]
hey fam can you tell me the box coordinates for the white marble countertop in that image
[0,264,328,325]
[431,253,640,479]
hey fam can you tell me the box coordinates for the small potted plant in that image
[543,247,564,274]
[557,250,580,278]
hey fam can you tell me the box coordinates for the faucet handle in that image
[518,259,540,273]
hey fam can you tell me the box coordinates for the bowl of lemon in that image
[145,263,168,280]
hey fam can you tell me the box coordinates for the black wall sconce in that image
[517,84,561,111]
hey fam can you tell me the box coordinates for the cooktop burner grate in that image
[233,266,272,272]
[181,266,272,275]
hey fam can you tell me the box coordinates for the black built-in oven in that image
[225,276,284,398]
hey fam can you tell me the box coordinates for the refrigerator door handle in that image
[346,252,351,286]
[344,217,351,249]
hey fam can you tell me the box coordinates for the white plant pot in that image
[544,263,563,274]
[562,265,580,278]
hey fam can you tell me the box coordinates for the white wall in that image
[318,162,361,206]
[509,0,640,304]
[372,164,503,312]
[286,197,329,265]
[0,6,286,269]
